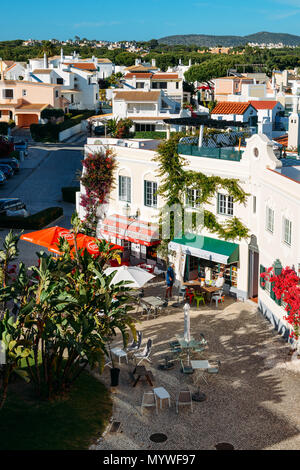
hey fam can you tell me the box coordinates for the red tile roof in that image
[249,100,279,110]
[274,134,288,146]
[113,91,160,101]
[152,74,179,80]
[211,102,253,115]
[124,73,153,79]
[65,62,96,71]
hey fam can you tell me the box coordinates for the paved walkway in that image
[92,285,300,451]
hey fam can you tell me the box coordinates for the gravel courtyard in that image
[92,286,300,451]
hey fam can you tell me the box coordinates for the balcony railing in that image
[177,144,243,161]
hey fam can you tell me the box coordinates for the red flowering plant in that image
[115,118,133,139]
[80,148,117,236]
[260,266,300,339]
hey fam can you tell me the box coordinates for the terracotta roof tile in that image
[125,73,153,79]
[65,62,96,71]
[274,134,288,146]
[32,69,52,74]
[249,100,280,110]
[113,90,160,102]
[152,74,179,80]
[211,101,253,115]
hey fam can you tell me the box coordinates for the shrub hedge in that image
[0,122,9,136]
[61,186,80,204]
[30,111,94,142]
[133,131,168,139]
[30,123,60,142]
[41,108,64,120]
[0,206,63,229]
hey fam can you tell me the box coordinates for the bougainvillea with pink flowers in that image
[80,148,117,236]
[261,266,300,339]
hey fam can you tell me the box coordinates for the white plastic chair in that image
[210,290,224,308]
[141,390,158,415]
[134,339,152,365]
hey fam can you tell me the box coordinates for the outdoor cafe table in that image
[183,281,220,300]
[176,337,204,364]
[190,360,211,385]
[140,296,165,317]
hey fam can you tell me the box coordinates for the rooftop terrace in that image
[177,143,243,162]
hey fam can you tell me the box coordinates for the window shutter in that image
[128,177,131,203]
[144,181,147,206]
[118,175,121,199]
[270,281,276,301]
[260,265,265,289]
[275,295,282,306]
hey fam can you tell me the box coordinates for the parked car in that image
[0,198,28,217]
[0,157,20,172]
[93,125,106,136]
[0,164,14,178]
[0,171,6,185]
[14,140,28,157]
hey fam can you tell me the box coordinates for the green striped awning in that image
[169,234,239,265]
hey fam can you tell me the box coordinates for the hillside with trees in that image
[158,31,300,47]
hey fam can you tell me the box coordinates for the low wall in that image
[59,120,87,142]
[258,288,294,344]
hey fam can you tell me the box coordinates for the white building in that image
[27,55,99,110]
[211,102,258,124]
[4,62,27,81]
[77,132,300,341]
[112,89,190,132]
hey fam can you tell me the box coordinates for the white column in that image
[166,124,171,140]
[198,125,204,148]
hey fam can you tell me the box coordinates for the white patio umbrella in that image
[183,302,191,343]
[104,265,155,288]
[175,244,184,286]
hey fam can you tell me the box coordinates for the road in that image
[0,134,86,265]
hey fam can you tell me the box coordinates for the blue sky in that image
[2,0,300,41]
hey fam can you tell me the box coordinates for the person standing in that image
[166,263,175,299]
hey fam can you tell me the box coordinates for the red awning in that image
[198,86,214,90]
[101,214,160,247]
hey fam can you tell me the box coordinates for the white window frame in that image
[118,175,131,203]
[186,189,201,208]
[144,180,157,208]
[217,193,233,216]
[266,206,274,233]
[282,216,292,246]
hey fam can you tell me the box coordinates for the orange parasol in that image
[20,226,122,257]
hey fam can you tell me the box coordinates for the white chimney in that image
[24,64,30,81]
[43,53,48,69]
[283,70,288,87]
[189,59,192,67]
[152,58,156,68]
[60,48,64,63]
[179,58,182,65]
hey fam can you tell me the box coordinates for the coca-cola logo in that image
[58,230,74,242]
[87,240,99,253]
